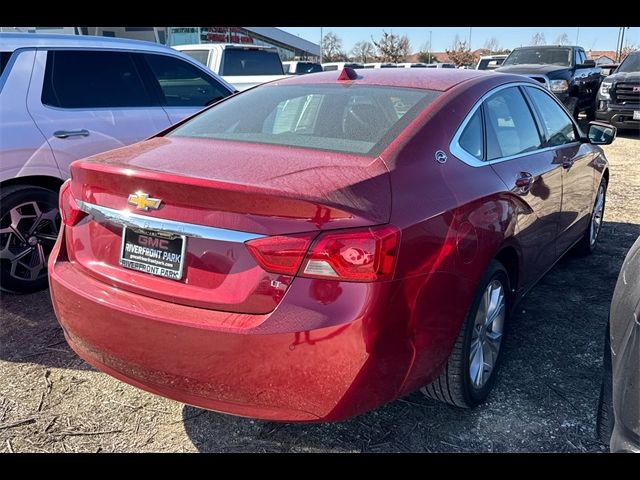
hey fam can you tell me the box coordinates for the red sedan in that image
[49,68,614,422]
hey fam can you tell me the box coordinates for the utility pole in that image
[620,26,628,60]
[469,27,472,49]
[575,27,580,46]
[319,27,323,64]
[429,30,432,64]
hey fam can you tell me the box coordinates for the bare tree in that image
[621,44,638,61]
[446,38,477,67]
[321,32,347,62]
[372,31,411,63]
[350,41,376,63]
[417,41,433,63]
[484,37,500,53]
[530,32,547,46]
[555,33,570,45]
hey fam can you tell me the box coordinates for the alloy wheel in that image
[590,185,605,247]
[0,201,60,283]
[469,279,506,389]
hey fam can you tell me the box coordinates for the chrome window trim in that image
[449,82,581,168]
[77,201,264,243]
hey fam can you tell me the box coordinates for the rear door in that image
[27,49,172,178]
[524,85,595,253]
[137,52,233,123]
[482,86,563,288]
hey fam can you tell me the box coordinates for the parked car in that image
[496,45,601,120]
[595,51,640,130]
[599,63,620,77]
[173,44,289,91]
[476,55,508,71]
[50,68,613,422]
[282,61,323,75]
[397,62,428,68]
[0,33,235,293]
[322,62,364,71]
[364,62,398,68]
[425,62,456,69]
[597,235,640,452]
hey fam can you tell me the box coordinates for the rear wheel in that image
[0,185,60,293]
[574,178,607,256]
[421,260,510,408]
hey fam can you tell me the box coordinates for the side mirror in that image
[587,121,616,145]
[580,59,596,68]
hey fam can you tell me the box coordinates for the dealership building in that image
[0,26,320,61]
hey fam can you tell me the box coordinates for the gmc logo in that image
[138,235,169,250]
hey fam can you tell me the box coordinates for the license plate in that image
[119,227,186,281]
[634,110,640,120]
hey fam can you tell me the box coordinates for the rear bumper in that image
[49,233,416,422]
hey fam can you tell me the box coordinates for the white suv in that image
[0,33,235,293]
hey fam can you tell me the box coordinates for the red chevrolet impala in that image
[49,68,614,422]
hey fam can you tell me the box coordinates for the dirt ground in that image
[1,133,639,453]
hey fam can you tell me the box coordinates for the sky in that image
[279,27,640,54]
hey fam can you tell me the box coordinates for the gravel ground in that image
[1,132,639,453]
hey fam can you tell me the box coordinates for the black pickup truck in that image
[496,45,601,120]
[596,51,640,130]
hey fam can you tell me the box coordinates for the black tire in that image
[596,324,614,445]
[421,260,510,408]
[574,178,607,256]
[0,184,60,294]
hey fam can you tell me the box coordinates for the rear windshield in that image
[170,84,439,156]
[181,50,209,66]
[503,48,572,67]
[221,49,284,76]
[294,62,323,74]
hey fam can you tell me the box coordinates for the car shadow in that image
[181,220,640,452]
[0,290,91,370]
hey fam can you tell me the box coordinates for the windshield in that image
[221,49,284,76]
[618,53,640,73]
[169,84,440,156]
[503,48,572,67]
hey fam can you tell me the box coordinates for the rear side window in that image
[459,108,483,160]
[483,87,542,160]
[170,84,440,156]
[141,54,231,107]
[294,62,323,74]
[221,49,284,76]
[42,50,152,108]
[0,52,12,76]
[525,87,576,147]
[180,50,209,66]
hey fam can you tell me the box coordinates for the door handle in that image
[514,172,534,194]
[562,158,575,169]
[53,129,90,139]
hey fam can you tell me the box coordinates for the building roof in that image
[0,32,173,53]
[587,50,617,60]
[268,68,506,92]
[243,27,320,56]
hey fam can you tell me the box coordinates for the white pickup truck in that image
[173,43,290,92]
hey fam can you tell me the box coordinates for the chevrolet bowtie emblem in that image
[127,192,162,211]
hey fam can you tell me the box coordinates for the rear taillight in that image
[246,234,315,276]
[246,225,400,282]
[59,180,85,226]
